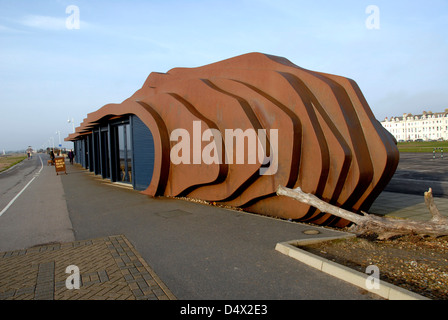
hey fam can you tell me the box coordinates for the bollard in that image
[433,148,436,159]
[442,148,444,159]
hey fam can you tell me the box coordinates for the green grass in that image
[398,141,448,153]
[0,155,27,172]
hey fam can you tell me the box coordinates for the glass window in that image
[117,124,132,183]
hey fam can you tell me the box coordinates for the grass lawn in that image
[0,154,27,172]
[398,141,448,153]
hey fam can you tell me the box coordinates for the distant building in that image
[381,110,448,141]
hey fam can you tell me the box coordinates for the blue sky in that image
[1,0,447,151]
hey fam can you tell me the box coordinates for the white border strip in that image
[0,155,43,217]
[275,236,430,300]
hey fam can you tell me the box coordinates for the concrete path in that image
[60,163,376,300]
[0,154,380,300]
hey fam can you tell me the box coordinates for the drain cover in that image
[302,229,320,235]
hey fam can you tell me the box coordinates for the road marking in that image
[0,155,43,217]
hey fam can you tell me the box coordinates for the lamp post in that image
[67,118,75,152]
[56,131,61,148]
[68,118,75,133]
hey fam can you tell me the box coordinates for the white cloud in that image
[19,14,67,30]
[17,14,91,31]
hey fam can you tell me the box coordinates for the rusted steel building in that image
[65,52,399,227]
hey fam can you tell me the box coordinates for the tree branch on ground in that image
[276,186,448,240]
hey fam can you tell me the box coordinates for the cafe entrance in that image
[73,115,155,191]
[110,121,132,184]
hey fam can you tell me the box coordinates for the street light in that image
[56,131,61,148]
[68,117,75,133]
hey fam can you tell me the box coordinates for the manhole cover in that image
[302,229,320,235]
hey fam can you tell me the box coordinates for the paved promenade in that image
[0,235,175,300]
[370,190,448,221]
[0,152,445,301]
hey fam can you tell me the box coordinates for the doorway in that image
[111,122,132,184]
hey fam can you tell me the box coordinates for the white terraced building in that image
[381,110,448,142]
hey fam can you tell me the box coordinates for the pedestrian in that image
[50,149,55,165]
[68,149,74,164]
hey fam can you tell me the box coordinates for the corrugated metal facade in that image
[131,115,155,191]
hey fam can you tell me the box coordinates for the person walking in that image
[50,149,55,165]
[68,150,74,164]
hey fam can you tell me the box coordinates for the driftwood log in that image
[276,186,448,240]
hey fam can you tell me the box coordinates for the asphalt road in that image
[0,155,42,214]
[0,153,74,252]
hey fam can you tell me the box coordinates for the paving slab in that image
[0,235,175,300]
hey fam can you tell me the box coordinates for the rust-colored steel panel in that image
[66,52,399,227]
